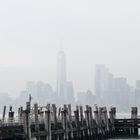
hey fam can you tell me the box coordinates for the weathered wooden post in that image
[101,107,105,136]
[61,105,68,140]
[85,105,89,126]
[100,107,105,127]
[101,107,109,138]
[52,104,57,128]
[40,107,44,123]
[68,104,73,139]
[24,101,31,140]
[109,107,116,125]
[22,97,32,140]
[80,106,84,125]
[74,106,80,139]
[8,106,14,123]
[109,107,116,137]
[51,104,58,140]
[34,103,40,140]
[98,107,103,139]
[84,105,90,139]
[2,106,6,122]
[94,106,99,138]
[80,106,85,139]
[89,106,94,138]
[58,107,61,120]
[89,106,93,125]
[131,107,137,119]
[105,107,109,136]
[22,111,27,137]
[131,107,138,136]
[18,107,23,124]
[112,107,116,120]
[34,103,39,131]
[85,105,93,139]
[45,104,51,140]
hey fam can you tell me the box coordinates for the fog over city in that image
[0,0,140,112]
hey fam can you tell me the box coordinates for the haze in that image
[0,0,140,98]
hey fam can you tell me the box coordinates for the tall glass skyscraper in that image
[57,50,67,99]
[57,50,75,104]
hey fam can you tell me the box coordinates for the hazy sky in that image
[0,0,140,98]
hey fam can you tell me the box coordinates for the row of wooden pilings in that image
[16,101,117,140]
[1,104,139,140]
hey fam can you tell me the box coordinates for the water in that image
[109,138,140,140]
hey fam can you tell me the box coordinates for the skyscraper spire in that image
[56,46,75,104]
[59,40,63,51]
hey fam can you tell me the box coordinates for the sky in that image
[0,0,140,98]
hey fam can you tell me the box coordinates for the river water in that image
[109,138,140,140]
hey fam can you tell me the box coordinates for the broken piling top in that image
[52,104,57,126]
[94,106,99,125]
[79,106,84,122]
[68,104,72,116]
[26,101,31,113]
[8,106,15,123]
[2,106,6,122]
[109,107,116,127]
[44,104,52,140]
[131,107,138,119]
[110,107,116,119]
[34,103,39,132]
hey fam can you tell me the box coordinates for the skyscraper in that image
[57,50,67,100]
[94,64,131,111]
[136,80,140,89]
[95,64,109,102]
[57,50,75,103]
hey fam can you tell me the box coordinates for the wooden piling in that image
[61,105,68,140]
[18,107,23,124]
[1,102,140,140]
[34,103,39,132]
[68,104,73,139]
[2,106,6,122]
[8,106,14,123]
[74,106,80,139]
[131,107,138,136]
[45,104,51,140]
[109,107,116,137]
[52,104,57,128]
[80,106,85,139]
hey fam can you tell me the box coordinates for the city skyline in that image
[2,60,139,112]
[0,0,140,98]
[0,49,139,99]
[0,49,139,112]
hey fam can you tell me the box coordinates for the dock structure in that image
[0,102,140,140]
[114,107,139,137]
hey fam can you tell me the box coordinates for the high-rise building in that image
[77,90,95,105]
[95,64,109,103]
[94,64,131,111]
[25,81,54,104]
[57,50,75,103]
[136,80,140,89]
[57,50,67,101]
[135,80,140,108]
[66,81,75,103]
